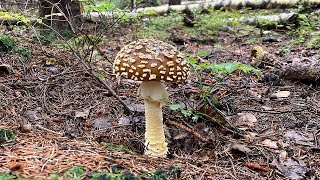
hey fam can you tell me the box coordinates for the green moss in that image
[63,166,85,180]
[134,12,183,39]
[306,35,320,49]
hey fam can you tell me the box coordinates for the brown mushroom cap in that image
[113,39,189,82]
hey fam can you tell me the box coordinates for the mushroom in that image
[113,39,190,156]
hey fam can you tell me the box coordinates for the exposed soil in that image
[0,10,320,179]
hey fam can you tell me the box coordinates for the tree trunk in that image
[38,0,81,34]
[169,0,182,5]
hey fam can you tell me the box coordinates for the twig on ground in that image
[166,119,209,142]
[205,97,244,137]
[35,124,63,135]
[237,107,309,114]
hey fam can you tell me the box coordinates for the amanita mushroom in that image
[113,39,189,156]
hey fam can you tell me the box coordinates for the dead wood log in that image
[131,0,319,14]
[238,12,298,27]
[84,0,317,22]
[0,0,315,25]
[281,64,320,81]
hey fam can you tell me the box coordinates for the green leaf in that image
[188,58,197,64]
[239,64,261,76]
[169,104,181,111]
[64,166,85,179]
[192,114,200,122]
[224,62,241,73]
[181,109,192,117]
[198,63,210,69]
[209,64,225,73]
[196,50,211,58]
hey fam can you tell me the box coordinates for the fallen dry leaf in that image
[235,113,257,127]
[92,117,112,129]
[284,130,313,146]
[272,150,307,179]
[75,109,90,119]
[230,143,253,154]
[24,110,42,121]
[243,132,258,141]
[173,132,189,140]
[127,103,145,113]
[261,139,279,149]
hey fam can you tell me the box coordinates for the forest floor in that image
[0,6,320,180]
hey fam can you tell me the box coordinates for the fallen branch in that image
[165,119,209,142]
[281,64,320,81]
[238,12,298,26]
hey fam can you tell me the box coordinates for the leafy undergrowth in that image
[0,4,320,180]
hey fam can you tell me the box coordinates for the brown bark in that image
[38,0,82,33]
[282,65,320,81]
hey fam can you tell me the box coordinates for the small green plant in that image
[47,173,59,180]
[196,50,211,58]
[102,142,130,153]
[0,173,13,180]
[154,169,167,180]
[0,128,15,143]
[306,36,320,49]
[90,171,111,180]
[170,53,260,121]
[168,166,182,179]
[63,166,85,180]
[134,12,183,39]
[0,34,16,53]
[15,46,32,64]
[193,9,241,35]
[83,1,121,13]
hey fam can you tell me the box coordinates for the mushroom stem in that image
[144,99,168,156]
[138,81,169,156]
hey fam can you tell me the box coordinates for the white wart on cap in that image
[113,39,189,82]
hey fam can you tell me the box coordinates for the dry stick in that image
[238,107,309,114]
[205,97,244,137]
[166,119,209,142]
[35,124,63,135]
